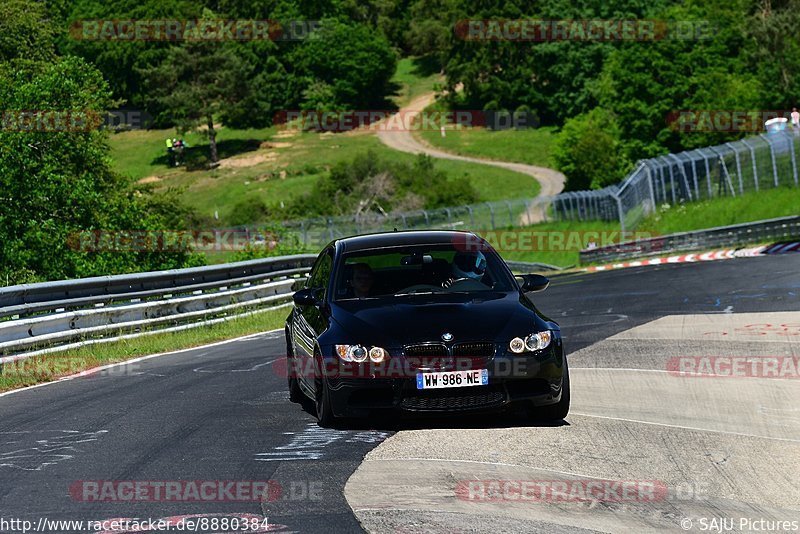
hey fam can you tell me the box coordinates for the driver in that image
[443,251,487,287]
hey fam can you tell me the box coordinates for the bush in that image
[290,151,479,218]
[553,108,632,191]
[228,197,272,226]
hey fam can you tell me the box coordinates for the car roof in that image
[334,230,482,253]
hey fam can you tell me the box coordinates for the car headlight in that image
[369,347,386,363]
[508,331,552,353]
[335,345,387,363]
[509,337,526,354]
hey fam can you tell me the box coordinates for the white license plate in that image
[416,369,488,389]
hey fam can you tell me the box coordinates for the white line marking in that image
[569,412,800,443]
[0,328,283,399]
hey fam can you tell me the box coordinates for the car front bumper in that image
[322,343,566,418]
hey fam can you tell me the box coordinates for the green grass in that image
[645,185,800,234]
[108,128,540,225]
[390,56,442,107]
[0,307,288,392]
[417,125,558,169]
[488,185,800,268]
[109,125,279,182]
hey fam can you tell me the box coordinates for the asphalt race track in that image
[1,253,799,533]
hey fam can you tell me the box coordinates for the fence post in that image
[486,202,495,229]
[668,154,693,201]
[740,138,759,191]
[505,201,514,226]
[726,142,744,194]
[788,132,799,186]
[760,134,780,187]
[615,194,626,233]
[646,165,656,216]
[466,206,474,227]
[667,161,677,204]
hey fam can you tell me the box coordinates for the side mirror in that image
[293,287,321,306]
[517,274,549,293]
[290,276,309,292]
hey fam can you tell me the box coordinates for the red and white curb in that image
[587,244,776,272]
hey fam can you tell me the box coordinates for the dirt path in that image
[376,93,565,224]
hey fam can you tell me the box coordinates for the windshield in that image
[334,244,515,300]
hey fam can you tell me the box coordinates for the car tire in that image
[286,332,304,404]
[532,358,570,421]
[314,353,336,428]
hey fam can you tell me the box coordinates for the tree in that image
[0,56,200,284]
[0,0,57,62]
[290,18,397,109]
[553,108,631,190]
[140,36,254,164]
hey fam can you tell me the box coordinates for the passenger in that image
[350,263,374,299]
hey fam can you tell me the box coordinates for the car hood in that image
[328,292,550,347]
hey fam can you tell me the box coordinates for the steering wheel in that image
[442,277,470,288]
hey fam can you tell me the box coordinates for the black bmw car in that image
[285,230,568,426]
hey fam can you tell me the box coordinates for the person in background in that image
[165,138,174,167]
[172,138,184,166]
[791,108,800,132]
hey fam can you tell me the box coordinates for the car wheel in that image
[286,331,303,404]
[532,358,570,421]
[314,353,336,427]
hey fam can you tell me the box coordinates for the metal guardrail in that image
[579,215,800,264]
[0,254,317,362]
[0,251,553,364]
